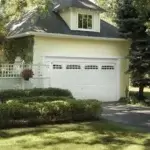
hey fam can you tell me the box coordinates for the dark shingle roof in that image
[7,2,120,39]
[53,0,105,12]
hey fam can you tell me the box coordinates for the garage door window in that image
[66,65,81,70]
[101,66,114,70]
[85,65,98,70]
[53,64,62,69]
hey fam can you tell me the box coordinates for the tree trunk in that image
[138,84,144,101]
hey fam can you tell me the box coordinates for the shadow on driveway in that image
[102,103,150,132]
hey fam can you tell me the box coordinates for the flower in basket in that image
[21,69,34,81]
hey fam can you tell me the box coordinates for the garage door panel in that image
[48,59,118,102]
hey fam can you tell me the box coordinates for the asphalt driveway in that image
[102,103,150,131]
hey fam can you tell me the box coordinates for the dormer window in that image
[78,14,92,30]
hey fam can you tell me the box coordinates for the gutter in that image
[7,31,128,42]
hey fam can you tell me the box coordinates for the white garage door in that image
[46,58,118,101]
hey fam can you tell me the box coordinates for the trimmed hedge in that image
[0,99,102,129]
[0,88,73,102]
[6,96,74,104]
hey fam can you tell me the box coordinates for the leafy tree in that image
[116,0,150,100]
[96,0,117,24]
[96,0,116,15]
[97,0,150,28]
[0,0,51,62]
[0,0,51,35]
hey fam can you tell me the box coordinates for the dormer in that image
[53,0,105,33]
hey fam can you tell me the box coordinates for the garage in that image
[44,57,119,101]
[7,0,129,101]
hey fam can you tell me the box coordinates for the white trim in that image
[76,28,95,32]
[43,56,118,65]
[7,31,128,42]
[116,59,121,100]
[77,13,94,31]
[42,55,125,61]
[70,8,73,28]
[43,56,121,101]
[74,8,100,14]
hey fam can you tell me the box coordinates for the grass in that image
[129,87,150,98]
[0,121,150,150]
[129,87,150,92]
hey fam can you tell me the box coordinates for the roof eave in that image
[7,32,129,42]
[53,6,105,13]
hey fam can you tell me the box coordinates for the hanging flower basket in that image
[21,69,34,81]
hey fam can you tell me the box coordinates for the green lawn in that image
[0,121,150,150]
[130,87,150,98]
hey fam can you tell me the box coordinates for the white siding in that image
[59,8,100,32]
[60,9,71,28]
[33,36,129,99]
[70,8,100,32]
[33,37,129,62]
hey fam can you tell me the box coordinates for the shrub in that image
[129,96,139,104]
[129,91,138,98]
[119,97,129,103]
[129,91,143,104]
[0,88,73,102]
[70,99,102,121]
[6,96,74,103]
[28,88,73,97]
[0,99,102,129]
[0,102,39,120]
